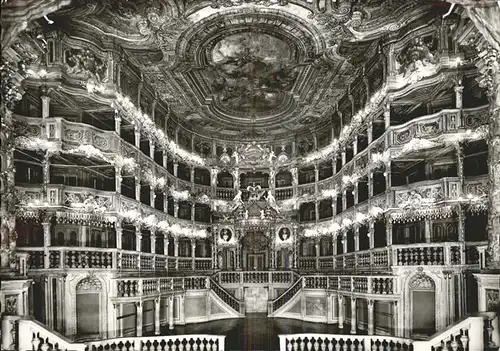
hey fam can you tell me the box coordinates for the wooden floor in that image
[162,314,360,351]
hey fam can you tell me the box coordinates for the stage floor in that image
[162,314,360,351]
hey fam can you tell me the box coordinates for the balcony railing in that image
[17,246,213,274]
[15,104,489,204]
[16,184,212,228]
[278,334,413,351]
[298,241,485,273]
[301,274,397,295]
[115,276,208,298]
[17,318,226,351]
[214,271,298,286]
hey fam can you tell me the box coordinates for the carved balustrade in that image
[215,271,297,288]
[18,319,86,351]
[270,277,303,314]
[17,246,213,274]
[86,335,226,351]
[275,186,293,200]
[278,334,413,351]
[15,105,489,210]
[115,276,208,298]
[392,242,463,266]
[302,275,396,295]
[298,257,316,271]
[412,314,494,351]
[208,278,243,314]
[16,184,209,230]
[216,188,234,200]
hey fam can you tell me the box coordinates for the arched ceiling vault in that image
[51,0,438,142]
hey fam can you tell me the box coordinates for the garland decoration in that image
[86,81,206,166]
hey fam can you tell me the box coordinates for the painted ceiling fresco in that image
[207,33,300,115]
[56,0,432,142]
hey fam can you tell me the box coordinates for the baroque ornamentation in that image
[64,48,107,82]
[408,273,435,290]
[76,275,103,293]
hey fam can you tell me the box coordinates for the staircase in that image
[268,277,303,316]
[208,277,245,315]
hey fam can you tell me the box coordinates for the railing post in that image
[444,243,451,265]
[469,316,484,351]
[278,335,287,351]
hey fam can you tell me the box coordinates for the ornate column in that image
[163,151,168,168]
[232,167,240,192]
[367,121,373,144]
[191,202,195,222]
[384,102,391,130]
[150,186,155,207]
[173,200,179,218]
[353,137,357,156]
[115,166,122,192]
[168,296,174,330]
[353,182,359,205]
[211,167,219,199]
[135,225,142,252]
[163,194,169,214]
[269,167,276,195]
[368,221,375,249]
[42,151,50,203]
[236,235,242,271]
[291,167,298,198]
[292,225,298,269]
[42,222,51,269]
[350,297,357,334]
[353,226,360,251]
[392,301,399,337]
[338,295,344,329]
[41,93,50,119]
[368,172,373,198]
[174,238,179,270]
[135,175,141,201]
[424,220,432,243]
[154,298,161,335]
[386,217,393,246]
[477,45,500,267]
[115,220,122,250]
[367,299,375,335]
[341,148,346,166]
[191,239,196,270]
[149,139,155,159]
[173,161,178,178]
[135,301,143,336]
[81,225,87,247]
[342,231,348,254]
[151,231,156,255]
[315,240,320,270]
[454,84,464,109]
[134,125,141,148]
[114,111,121,134]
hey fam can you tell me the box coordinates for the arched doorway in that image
[76,276,102,339]
[409,273,436,338]
[241,231,269,270]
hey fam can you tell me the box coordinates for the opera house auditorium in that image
[0,0,499,350]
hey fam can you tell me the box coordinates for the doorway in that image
[247,253,266,270]
[409,274,436,338]
[241,231,269,270]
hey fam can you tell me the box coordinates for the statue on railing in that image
[231,190,244,211]
[266,190,280,213]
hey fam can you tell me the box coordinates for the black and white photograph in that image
[0,0,499,350]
